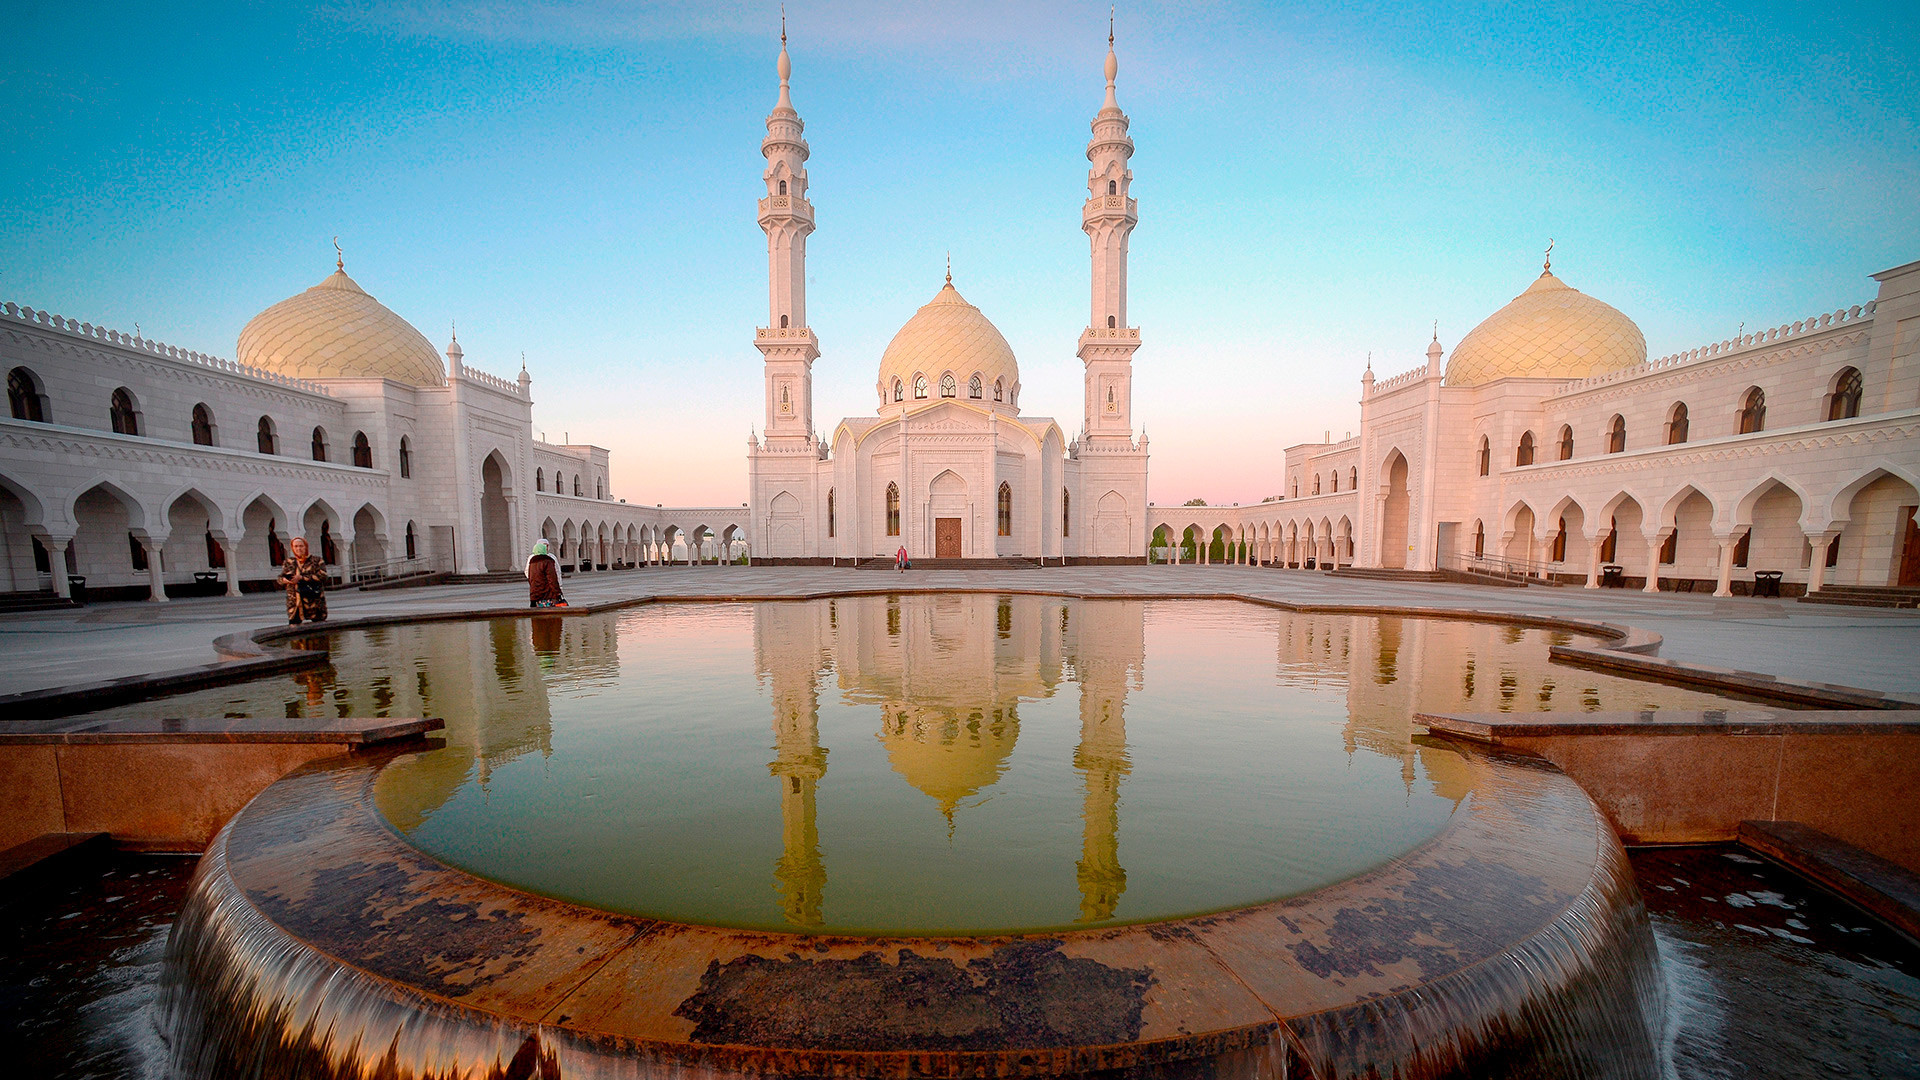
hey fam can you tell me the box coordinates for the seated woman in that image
[277,536,329,625]
[527,539,567,608]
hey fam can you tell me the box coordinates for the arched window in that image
[1551,517,1568,562]
[779,314,789,329]
[1062,488,1070,536]
[191,403,215,446]
[1828,367,1863,421]
[1516,431,1535,467]
[597,477,605,499]
[256,416,276,455]
[7,367,47,422]
[1107,315,1116,328]
[1738,387,1766,434]
[535,468,545,492]
[993,378,1003,402]
[940,373,956,398]
[311,427,328,462]
[109,387,139,435]
[1667,403,1689,444]
[1477,436,1490,476]
[997,483,1012,537]
[1607,415,1626,454]
[827,489,836,537]
[1329,471,1337,493]
[1349,466,1357,490]
[352,431,372,468]
[405,521,417,560]
[1108,179,1117,195]
[778,179,788,195]
[573,475,582,496]
[885,483,901,536]
[1312,475,1321,495]
[1473,521,1485,557]
[892,378,904,402]
[913,375,928,399]
[1556,425,1573,460]
[399,436,411,478]
[969,374,983,399]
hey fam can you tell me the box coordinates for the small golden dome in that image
[238,267,445,387]
[876,283,1019,408]
[1444,270,1646,387]
[877,703,1020,820]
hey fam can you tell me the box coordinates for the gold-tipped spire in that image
[1109,5,1115,47]
[781,4,787,46]
[945,251,952,286]
[333,236,343,271]
[1543,237,1554,274]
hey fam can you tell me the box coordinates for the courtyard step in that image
[1327,567,1448,583]
[856,557,1042,570]
[0,589,80,613]
[1798,585,1920,609]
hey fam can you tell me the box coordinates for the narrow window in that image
[1062,488,1070,536]
[940,373,956,398]
[319,521,337,564]
[257,416,276,455]
[1828,367,1863,421]
[886,483,900,536]
[969,374,982,399]
[8,367,47,422]
[1826,534,1841,568]
[993,379,1003,402]
[129,532,147,570]
[110,388,139,435]
[1608,415,1626,454]
[1738,387,1766,434]
[914,376,928,399]
[399,436,411,478]
[1660,529,1678,565]
[1108,179,1117,195]
[778,179,787,195]
[536,468,544,492]
[32,536,50,573]
[1601,518,1618,563]
[1667,403,1689,444]
[997,483,1012,537]
[1473,521,1485,557]
[1558,425,1574,460]
[780,314,789,328]
[573,475,582,496]
[1732,529,1751,567]
[1477,437,1490,476]
[352,431,372,468]
[191,403,215,446]
[893,378,904,402]
[1107,315,1116,328]
[827,489,836,537]
[1330,472,1338,493]
[267,519,285,565]
[1312,475,1321,495]
[405,521,417,560]
[205,529,225,568]
[1552,518,1568,562]
[311,427,327,462]
[1349,466,1357,489]
[1516,431,1534,467]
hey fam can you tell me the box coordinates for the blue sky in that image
[4,1,1915,504]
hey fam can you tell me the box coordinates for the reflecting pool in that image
[82,596,1743,935]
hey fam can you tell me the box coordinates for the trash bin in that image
[67,574,87,603]
[1600,564,1625,588]
[1753,570,1784,598]
[1305,557,1317,569]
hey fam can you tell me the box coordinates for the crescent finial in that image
[333,236,343,271]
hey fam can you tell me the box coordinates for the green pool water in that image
[83,596,1744,933]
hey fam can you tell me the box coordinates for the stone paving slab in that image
[1,566,1917,702]
[1417,709,1920,739]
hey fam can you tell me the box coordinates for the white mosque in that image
[1,31,1916,602]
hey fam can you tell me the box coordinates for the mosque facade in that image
[1,33,1916,600]
[746,34,1150,562]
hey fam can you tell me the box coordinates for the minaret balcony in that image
[1081,196,1138,222]
[758,195,815,224]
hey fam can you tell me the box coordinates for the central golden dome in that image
[238,266,445,387]
[1445,270,1646,387]
[876,282,1019,408]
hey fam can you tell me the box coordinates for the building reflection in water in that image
[752,593,1144,926]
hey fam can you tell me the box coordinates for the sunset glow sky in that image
[5,1,1916,505]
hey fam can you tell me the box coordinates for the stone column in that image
[1583,534,1603,589]
[40,531,75,599]
[143,536,169,602]
[1642,531,1667,593]
[1805,529,1841,593]
[1713,535,1736,598]
[219,536,242,596]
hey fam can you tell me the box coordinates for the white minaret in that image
[1077,22,1140,447]
[756,21,818,447]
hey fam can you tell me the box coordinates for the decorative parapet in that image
[1562,302,1877,394]
[3,300,334,397]
[457,364,523,397]
[755,325,816,341]
[1079,326,1141,342]
[1371,364,1430,394]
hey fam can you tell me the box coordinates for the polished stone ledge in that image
[0,715,443,745]
[1416,709,1920,740]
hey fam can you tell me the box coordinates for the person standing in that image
[277,536,329,625]
[528,539,567,608]
[896,544,910,572]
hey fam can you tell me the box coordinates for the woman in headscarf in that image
[276,536,329,625]
[528,538,566,608]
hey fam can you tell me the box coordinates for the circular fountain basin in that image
[160,597,1676,1079]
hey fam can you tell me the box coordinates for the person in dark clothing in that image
[277,536,329,625]
[527,539,566,608]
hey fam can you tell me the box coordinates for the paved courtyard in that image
[2,565,1917,703]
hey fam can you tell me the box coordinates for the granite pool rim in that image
[169,730,1652,1079]
[10,585,1919,723]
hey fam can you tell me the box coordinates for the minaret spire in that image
[1078,16,1141,446]
[756,20,818,446]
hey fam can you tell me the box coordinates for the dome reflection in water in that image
[100,597,1737,934]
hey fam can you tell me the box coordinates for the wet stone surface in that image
[0,851,195,1080]
[1633,845,1920,1079]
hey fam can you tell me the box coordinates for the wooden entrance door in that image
[935,517,962,559]
[1900,507,1920,587]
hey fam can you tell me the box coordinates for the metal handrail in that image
[347,553,451,584]
[1440,551,1557,581]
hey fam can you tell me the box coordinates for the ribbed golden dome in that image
[1444,270,1646,387]
[238,267,445,387]
[876,283,1019,408]
[878,703,1020,820]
